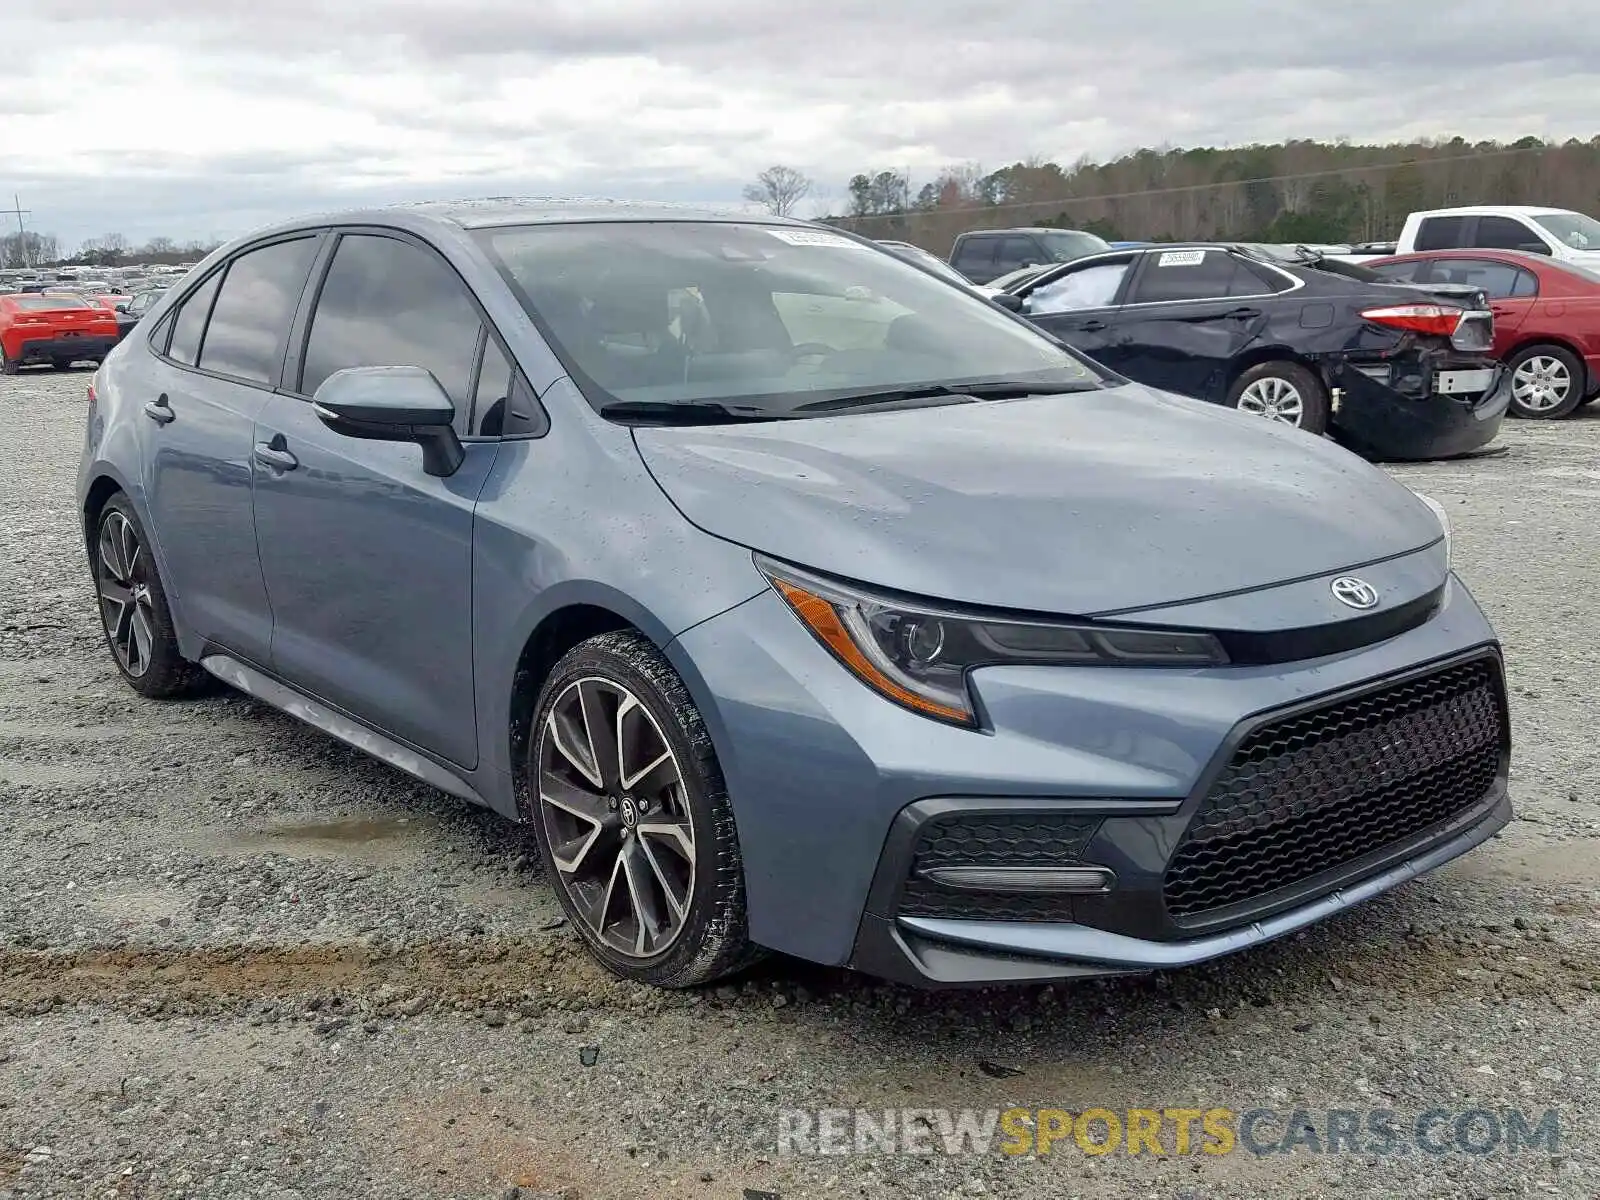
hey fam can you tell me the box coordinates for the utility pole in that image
[1,195,32,268]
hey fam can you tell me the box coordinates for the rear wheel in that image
[1507,344,1583,419]
[1226,361,1329,435]
[527,630,763,988]
[91,494,208,698]
[0,349,17,375]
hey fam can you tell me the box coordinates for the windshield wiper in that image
[789,380,1097,415]
[598,400,776,425]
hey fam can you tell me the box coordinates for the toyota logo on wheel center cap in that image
[1330,576,1380,609]
[620,798,638,828]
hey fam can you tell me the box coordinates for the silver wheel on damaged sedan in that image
[1235,376,1306,426]
[528,630,762,987]
[1508,346,1582,419]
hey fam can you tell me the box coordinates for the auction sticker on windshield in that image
[1158,250,1207,267]
[769,230,864,249]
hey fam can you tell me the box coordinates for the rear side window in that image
[995,236,1042,272]
[1369,261,1425,283]
[1426,258,1538,299]
[952,237,997,271]
[1472,216,1544,252]
[1128,250,1261,304]
[197,237,319,385]
[300,234,483,432]
[1414,216,1468,251]
[166,272,223,366]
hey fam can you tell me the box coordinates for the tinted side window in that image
[166,272,222,366]
[301,235,482,415]
[1414,216,1468,251]
[1428,258,1539,300]
[1473,216,1542,251]
[1129,250,1256,303]
[197,237,318,385]
[952,237,996,270]
[996,236,1041,271]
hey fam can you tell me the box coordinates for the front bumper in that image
[1330,357,1509,461]
[670,572,1510,982]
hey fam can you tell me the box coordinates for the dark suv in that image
[949,227,1112,284]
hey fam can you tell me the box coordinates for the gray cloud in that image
[4,0,1599,249]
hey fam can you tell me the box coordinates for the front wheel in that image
[1226,361,1330,435]
[1508,345,1584,419]
[527,630,763,988]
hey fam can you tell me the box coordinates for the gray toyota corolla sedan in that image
[77,199,1511,988]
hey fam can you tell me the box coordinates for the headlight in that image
[757,556,1229,727]
[1411,490,1452,569]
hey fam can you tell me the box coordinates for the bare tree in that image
[743,165,814,217]
[142,236,176,256]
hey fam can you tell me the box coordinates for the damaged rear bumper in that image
[1329,354,1509,461]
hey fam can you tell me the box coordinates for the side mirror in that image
[1516,241,1553,256]
[115,303,129,314]
[311,365,465,477]
[990,292,1025,312]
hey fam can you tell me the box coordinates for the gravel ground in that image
[1,367,1597,1200]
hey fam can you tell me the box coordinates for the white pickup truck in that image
[1388,205,1600,267]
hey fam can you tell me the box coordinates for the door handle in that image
[1075,319,1107,332]
[1225,307,1262,319]
[143,395,174,425]
[253,439,299,472]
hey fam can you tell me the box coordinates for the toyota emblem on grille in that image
[1331,576,1379,609]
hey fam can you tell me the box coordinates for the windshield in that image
[14,294,90,310]
[881,243,972,287]
[474,221,1102,420]
[1532,211,1600,250]
[1038,231,1113,262]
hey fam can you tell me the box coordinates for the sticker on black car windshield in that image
[1157,250,1206,266]
[768,230,862,249]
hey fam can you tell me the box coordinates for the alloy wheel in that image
[1511,355,1572,414]
[536,677,695,959]
[95,510,157,678]
[1235,376,1306,426]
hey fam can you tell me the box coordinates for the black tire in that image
[1225,361,1330,435]
[90,493,209,699]
[526,629,763,988]
[1506,344,1584,420]
[0,349,17,375]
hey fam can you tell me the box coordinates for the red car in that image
[0,292,120,374]
[1366,249,1600,419]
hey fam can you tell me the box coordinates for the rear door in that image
[251,229,503,769]
[1109,249,1290,400]
[1017,253,1139,368]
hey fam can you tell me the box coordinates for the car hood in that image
[632,383,1444,617]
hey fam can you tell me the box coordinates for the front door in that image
[1018,255,1138,370]
[251,230,498,769]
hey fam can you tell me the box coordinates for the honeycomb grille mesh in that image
[897,813,1100,921]
[1163,657,1504,919]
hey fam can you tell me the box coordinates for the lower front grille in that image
[1163,656,1505,920]
[896,812,1100,922]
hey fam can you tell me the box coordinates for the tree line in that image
[0,232,222,271]
[751,135,1600,256]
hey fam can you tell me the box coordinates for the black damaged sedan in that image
[989,242,1508,460]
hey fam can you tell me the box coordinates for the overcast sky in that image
[4,0,1598,251]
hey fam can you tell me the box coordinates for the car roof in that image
[247,196,812,240]
[1411,205,1573,218]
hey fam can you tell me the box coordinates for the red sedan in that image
[1366,248,1600,419]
